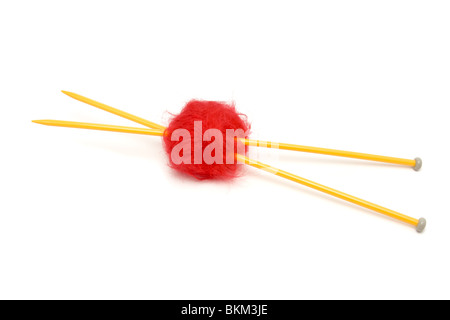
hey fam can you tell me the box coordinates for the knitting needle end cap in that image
[413,157,422,171]
[416,218,426,233]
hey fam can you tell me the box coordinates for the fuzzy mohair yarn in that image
[163,100,250,180]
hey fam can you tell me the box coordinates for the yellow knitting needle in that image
[235,153,426,232]
[31,119,426,231]
[62,91,421,169]
[61,90,166,131]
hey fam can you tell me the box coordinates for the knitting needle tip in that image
[62,90,86,101]
[61,90,85,103]
[32,120,47,125]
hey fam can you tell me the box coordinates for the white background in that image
[1,1,449,300]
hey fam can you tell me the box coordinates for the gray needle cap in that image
[413,157,422,171]
[416,218,426,233]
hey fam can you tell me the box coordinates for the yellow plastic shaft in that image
[61,91,166,131]
[59,91,417,168]
[241,138,416,167]
[235,153,419,227]
[32,120,164,136]
[31,117,423,230]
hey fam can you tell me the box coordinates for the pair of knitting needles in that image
[33,91,426,232]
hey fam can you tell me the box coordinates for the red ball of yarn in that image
[163,100,250,180]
